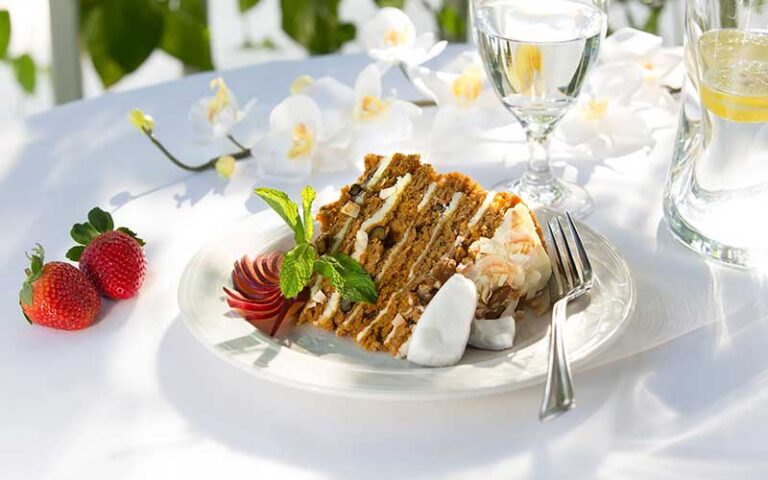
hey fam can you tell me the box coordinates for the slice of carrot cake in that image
[298,153,552,363]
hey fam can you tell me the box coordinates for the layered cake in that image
[298,153,552,361]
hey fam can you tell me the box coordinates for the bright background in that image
[0,0,683,122]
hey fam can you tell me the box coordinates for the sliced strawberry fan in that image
[224,252,306,336]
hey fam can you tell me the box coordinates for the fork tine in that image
[546,222,565,297]
[557,216,583,285]
[548,218,574,290]
[566,212,592,282]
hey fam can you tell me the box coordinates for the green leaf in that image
[12,54,35,94]
[301,185,316,242]
[280,243,316,298]
[160,0,214,71]
[21,243,45,307]
[0,10,10,59]
[117,226,146,246]
[20,284,33,306]
[87,207,114,233]
[71,223,100,246]
[436,5,468,42]
[374,0,405,7]
[280,0,356,54]
[254,187,304,244]
[315,253,377,304]
[66,246,86,262]
[83,0,164,87]
[239,0,261,13]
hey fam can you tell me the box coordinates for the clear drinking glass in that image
[472,0,608,217]
[664,0,768,267]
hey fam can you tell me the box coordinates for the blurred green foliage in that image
[279,0,357,54]
[79,0,213,88]
[0,9,37,94]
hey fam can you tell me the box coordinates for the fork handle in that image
[539,298,575,421]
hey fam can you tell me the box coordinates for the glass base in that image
[663,196,766,269]
[493,177,594,218]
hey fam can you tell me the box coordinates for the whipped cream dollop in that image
[463,203,551,312]
[407,274,478,367]
[469,306,517,350]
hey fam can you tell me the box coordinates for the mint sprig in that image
[254,186,378,304]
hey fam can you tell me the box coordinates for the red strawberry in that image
[20,244,101,330]
[67,207,147,300]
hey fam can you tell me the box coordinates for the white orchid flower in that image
[558,63,654,158]
[600,28,682,110]
[408,52,510,148]
[188,77,256,140]
[559,95,654,158]
[350,63,421,152]
[363,7,447,67]
[260,94,323,181]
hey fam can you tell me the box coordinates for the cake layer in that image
[297,153,546,359]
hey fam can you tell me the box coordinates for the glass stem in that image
[523,125,555,187]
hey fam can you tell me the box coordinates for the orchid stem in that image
[399,63,437,108]
[142,129,251,172]
[226,134,249,153]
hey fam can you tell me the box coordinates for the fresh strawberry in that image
[20,244,101,330]
[67,207,147,300]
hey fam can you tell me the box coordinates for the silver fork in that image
[539,212,594,422]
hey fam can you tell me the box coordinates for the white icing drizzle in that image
[352,229,368,261]
[383,313,406,346]
[376,183,439,281]
[408,192,464,280]
[360,173,412,231]
[375,229,412,281]
[355,296,395,342]
[417,182,437,211]
[366,154,394,188]
[331,218,352,251]
[469,191,496,228]
[315,292,340,325]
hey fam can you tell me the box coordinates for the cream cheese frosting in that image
[463,203,551,307]
[406,274,478,367]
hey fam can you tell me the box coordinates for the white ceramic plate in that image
[178,209,635,400]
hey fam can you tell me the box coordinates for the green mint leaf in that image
[117,226,145,246]
[313,255,344,290]
[0,10,10,59]
[301,185,315,242]
[279,243,316,298]
[88,207,114,232]
[71,223,99,245]
[255,187,305,244]
[66,246,85,262]
[315,253,377,304]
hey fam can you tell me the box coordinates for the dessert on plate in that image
[228,153,552,367]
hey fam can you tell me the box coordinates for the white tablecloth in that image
[1,49,767,479]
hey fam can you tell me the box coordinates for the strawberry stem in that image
[141,127,251,172]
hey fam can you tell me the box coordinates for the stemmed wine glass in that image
[472,0,607,217]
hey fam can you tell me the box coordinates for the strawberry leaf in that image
[19,285,32,306]
[71,223,99,245]
[87,207,114,232]
[20,243,45,308]
[66,246,85,262]
[117,226,146,246]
